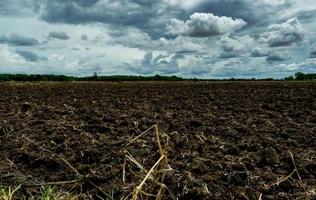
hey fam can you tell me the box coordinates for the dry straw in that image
[124,125,174,200]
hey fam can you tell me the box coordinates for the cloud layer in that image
[0,0,315,78]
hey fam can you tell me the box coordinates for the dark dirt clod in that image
[260,147,280,166]
[21,102,31,112]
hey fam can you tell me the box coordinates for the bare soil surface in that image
[0,82,315,199]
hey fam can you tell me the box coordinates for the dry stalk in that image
[273,169,297,186]
[125,125,156,147]
[123,158,126,184]
[258,193,262,200]
[288,151,306,191]
[124,124,174,200]
[132,155,165,200]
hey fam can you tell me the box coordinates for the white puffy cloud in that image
[109,27,207,54]
[108,27,154,49]
[157,36,205,53]
[166,12,247,37]
[251,47,269,57]
[279,58,316,72]
[219,35,255,58]
[125,52,184,74]
[0,45,26,65]
[259,17,305,47]
[0,44,36,73]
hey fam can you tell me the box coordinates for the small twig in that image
[39,145,82,178]
[155,125,163,157]
[273,169,296,186]
[95,194,105,200]
[125,153,146,172]
[241,193,250,200]
[59,155,82,177]
[125,125,156,147]
[123,158,126,184]
[6,158,16,169]
[288,151,306,191]
[88,181,115,200]
[258,193,262,200]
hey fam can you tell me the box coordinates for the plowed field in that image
[0,82,315,199]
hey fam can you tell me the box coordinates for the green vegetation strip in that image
[0,72,315,81]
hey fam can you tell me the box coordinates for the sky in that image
[0,0,316,78]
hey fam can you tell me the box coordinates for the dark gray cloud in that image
[167,12,247,37]
[0,35,7,43]
[195,0,292,25]
[219,51,239,59]
[266,52,286,62]
[15,50,47,62]
[0,33,39,46]
[196,0,257,24]
[292,9,316,23]
[310,43,316,58]
[49,31,70,40]
[259,18,304,47]
[38,0,174,38]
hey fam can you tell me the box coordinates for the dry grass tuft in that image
[124,125,174,200]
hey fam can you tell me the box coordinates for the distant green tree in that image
[284,76,294,81]
[295,72,305,80]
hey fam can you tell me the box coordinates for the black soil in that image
[0,82,315,199]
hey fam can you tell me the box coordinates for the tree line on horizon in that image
[0,72,315,82]
[284,72,316,81]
